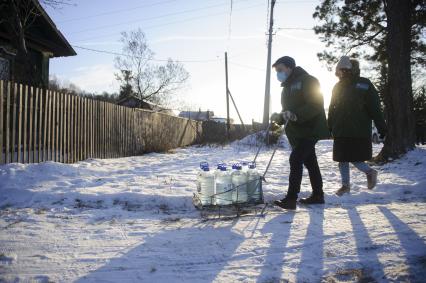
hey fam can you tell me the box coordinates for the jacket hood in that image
[281,66,309,87]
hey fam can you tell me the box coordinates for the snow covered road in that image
[1,141,425,282]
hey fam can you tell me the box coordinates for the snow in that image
[1,139,426,282]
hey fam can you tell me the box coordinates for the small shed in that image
[117,96,175,115]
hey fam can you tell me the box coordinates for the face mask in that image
[277,71,288,83]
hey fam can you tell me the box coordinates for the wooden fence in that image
[0,80,201,164]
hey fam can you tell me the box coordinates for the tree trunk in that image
[378,0,415,160]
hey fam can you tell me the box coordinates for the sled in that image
[193,121,290,220]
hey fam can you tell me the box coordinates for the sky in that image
[44,0,338,123]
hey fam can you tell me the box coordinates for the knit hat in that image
[336,56,352,70]
[272,56,296,69]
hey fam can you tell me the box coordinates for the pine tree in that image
[313,0,425,160]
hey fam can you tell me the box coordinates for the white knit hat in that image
[336,56,352,70]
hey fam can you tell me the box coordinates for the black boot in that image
[299,194,324,205]
[274,197,297,210]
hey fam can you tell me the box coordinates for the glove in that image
[270,112,284,125]
[282,111,297,122]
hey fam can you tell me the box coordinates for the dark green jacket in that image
[281,67,330,147]
[328,76,387,138]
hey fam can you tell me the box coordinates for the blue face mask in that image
[277,71,288,83]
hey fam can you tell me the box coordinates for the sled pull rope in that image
[262,119,289,181]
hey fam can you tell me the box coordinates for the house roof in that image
[28,0,76,57]
[0,0,76,57]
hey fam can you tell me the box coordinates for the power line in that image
[72,45,222,63]
[68,0,261,36]
[72,1,266,43]
[57,0,179,23]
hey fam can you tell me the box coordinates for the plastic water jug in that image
[196,163,215,205]
[215,166,233,205]
[241,161,249,172]
[231,164,248,203]
[247,162,261,202]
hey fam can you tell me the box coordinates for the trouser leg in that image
[352,161,372,174]
[304,147,323,196]
[338,162,350,187]
[287,139,318,199]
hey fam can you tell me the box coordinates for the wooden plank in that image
[22,85,28,163]
[124,107,127,156]
[121,106,124,156]
[87,99,90,159]
[11,84,17,162]
[85,98,88,159]
[70,95,75,163]
[17,84,23,163]
[28,87,33,163]
[80,96,83,161]
[113,104,117,158]
[76,96,79,161]
[64,94,70,163]
[76,95,80,161]
[101,101,105,158]
[0,81,3,164]
[57,91,61,162]
[35,88,43,162]
[5,82,11,163]
[81,97,85,160]
[108,102,111,158]
[62,93,66,163]
[42,90,48,161]
[55,91,59,161]
[50,90,55,161]
[91,99,94,158]
[61,93,67,163]
[34,88,39,163]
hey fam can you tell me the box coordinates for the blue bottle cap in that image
[233,164,242,170]
[200,162,209,169]
[202,167,210,172]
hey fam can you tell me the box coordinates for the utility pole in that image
[262,0,276,127]
[225,52,230,140]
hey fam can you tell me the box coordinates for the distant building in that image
[117,96,174,115]
[179,111,214,121]
[211,117,234,124]
[0,0,76,87]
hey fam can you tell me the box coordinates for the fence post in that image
[23,86,29,163]
[71,95,75,163]
[0,81,3,164]
[5,82,11,163]
[29,86,34,163]
[43,90,48,161]
[36,88,41,163]
[16,84,23,163]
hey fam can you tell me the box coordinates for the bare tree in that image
[114,29,189,106]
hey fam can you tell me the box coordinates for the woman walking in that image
[328,56,387,196]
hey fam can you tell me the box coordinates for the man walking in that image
[270,56,329,209]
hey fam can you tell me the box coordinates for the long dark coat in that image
[328,76,387,162]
